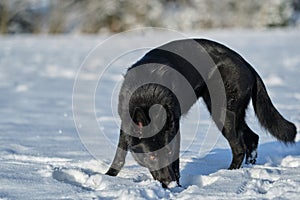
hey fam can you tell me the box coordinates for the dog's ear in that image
[133,107,147,126]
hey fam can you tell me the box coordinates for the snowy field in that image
[0,29,299,199]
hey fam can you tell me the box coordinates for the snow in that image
[0,29,299,199]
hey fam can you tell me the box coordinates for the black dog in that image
[106,39,297,188]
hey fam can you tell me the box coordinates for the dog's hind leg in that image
[220,110,246,169]
[241,123,259,165]
[203,93,246,169]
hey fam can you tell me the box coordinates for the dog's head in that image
[128,105,180,188]
[119,83,181,187]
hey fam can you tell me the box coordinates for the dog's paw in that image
[245,148,257,165]
[105,168,119,176]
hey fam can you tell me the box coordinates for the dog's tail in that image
[252,72,297,143]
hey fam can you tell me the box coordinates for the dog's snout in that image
[151,166,176,188]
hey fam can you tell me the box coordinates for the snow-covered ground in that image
[0,29,299,199]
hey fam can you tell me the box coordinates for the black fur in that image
[106,39,297,188]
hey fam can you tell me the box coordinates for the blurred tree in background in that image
[0,0,299,34]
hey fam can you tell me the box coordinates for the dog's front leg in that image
[106,129,128,176]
